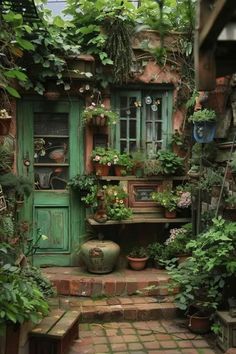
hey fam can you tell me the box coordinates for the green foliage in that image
[152,190,179,212]
[128,246,147,258]
[147,242,165,261]
[107,202,132,221]
[188,109,216,123]
[91,147,120,166]
[0,264,49,331]
[168,217,236,312]
[157,150,184,175]
[81,103,118,125]
[0,145,14,174]
[197,168,223,193]
[115,153,134,173]
[21,265,56,298]
[225,195,236,208]
[143,159,160,176]
[67,174,98,192]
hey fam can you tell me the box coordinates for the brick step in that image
[49,295,179,323]
[43,266,176,297]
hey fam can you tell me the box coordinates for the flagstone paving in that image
[68,319,222,354]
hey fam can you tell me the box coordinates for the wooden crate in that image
[215,311,236,351]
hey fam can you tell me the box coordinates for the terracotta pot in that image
[0,117,12,135]
[94,163,110,176]
[127,256,149,271]
[164,210,176,219]
[187,312,211,334]
[114,165,125,176]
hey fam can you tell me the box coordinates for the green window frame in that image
[113,89,172,156]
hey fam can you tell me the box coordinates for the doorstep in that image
[48,295,179,323]
[43,266,176,297]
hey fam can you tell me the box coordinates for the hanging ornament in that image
[126,110,131,115]
[151,104,158,111]
[134,100,142,108]
[145,96,152,105]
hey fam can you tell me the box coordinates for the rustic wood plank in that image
[30,309,65,335]
[47,310,80,338]
[87,217,191,225]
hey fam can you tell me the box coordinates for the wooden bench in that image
[29,309,80,354]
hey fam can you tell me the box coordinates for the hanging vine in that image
[104,16,134,84]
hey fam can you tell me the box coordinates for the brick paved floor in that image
[68,319,222,354]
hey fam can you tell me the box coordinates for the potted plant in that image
[113,153,134,176]
[0,108,12,135]
[176,185,192,217]
[152,190,179,218]
[168,217,236,334]
[82,102,118,127]
[104,185,132,221]
[143,159,160,176]
[188,108,216,143]
[165,223,192,264]
[130,150,145,177]
[157,150,184,175]
[67,174,98,197]
[90,147,118,176]
[127,246,149,270]
[147,242,165,268]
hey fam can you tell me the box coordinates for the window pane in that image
[121,141,127,153]
[35,167,68,190]
[34,113,68,135]
[120,120,127,138]
[155,122,162,141]
[130,120,136,139]
[129,97,137,118]
[146,122,152,141]
[34,137,68,163]
[129,141,137,152]
[120,97,128,117]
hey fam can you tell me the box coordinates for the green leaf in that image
[16,38,35,51]
[5,86,20,98]
[53,16,65,28]
[5,69,28,82]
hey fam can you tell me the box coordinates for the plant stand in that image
[214,311,236,352]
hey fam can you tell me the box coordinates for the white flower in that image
[107,162,111,166]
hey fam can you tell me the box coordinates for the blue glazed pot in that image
[193,122,216,143]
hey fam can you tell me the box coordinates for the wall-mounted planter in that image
[193,122,216,143]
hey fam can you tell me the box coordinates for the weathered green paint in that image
[17,98,85,266]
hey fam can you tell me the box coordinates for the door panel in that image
[17,99,84,266]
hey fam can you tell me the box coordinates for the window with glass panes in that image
[114,90,172,156]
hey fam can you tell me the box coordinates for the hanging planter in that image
[189,109,216,144]
[193,121,216,143]
[90,115,108,127]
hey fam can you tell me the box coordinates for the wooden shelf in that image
[99,176,188,181]
[34,163,69,167]
[87,217,191,226]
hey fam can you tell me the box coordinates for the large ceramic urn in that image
[80,235,120,274]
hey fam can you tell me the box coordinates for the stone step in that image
[43,266,177,297]
[49,295,179,323]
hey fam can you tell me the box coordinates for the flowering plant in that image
[103,184,132,221]
[152,190,179,212]
[91,147,119,166]
[82,103,118,125]
[0,109,11,118]
[177,191,191,208]
[164,223,192,256]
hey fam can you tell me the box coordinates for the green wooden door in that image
[17,98,85,266]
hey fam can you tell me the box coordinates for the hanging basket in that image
[89,115,108,127]
[193,122,216,143]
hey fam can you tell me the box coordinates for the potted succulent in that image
[0,108,12,135]
[90,147,118,176]
[188,108,216,143]
[82,102,118,127]
[152,190,179,218]
[127,246,149,271]
[113,153,134,176]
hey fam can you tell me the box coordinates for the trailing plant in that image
[188,108,216,123]
[157,150,184,175]
[81,102,118,125]
[80,185,99,208]
[67,174,98,193]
